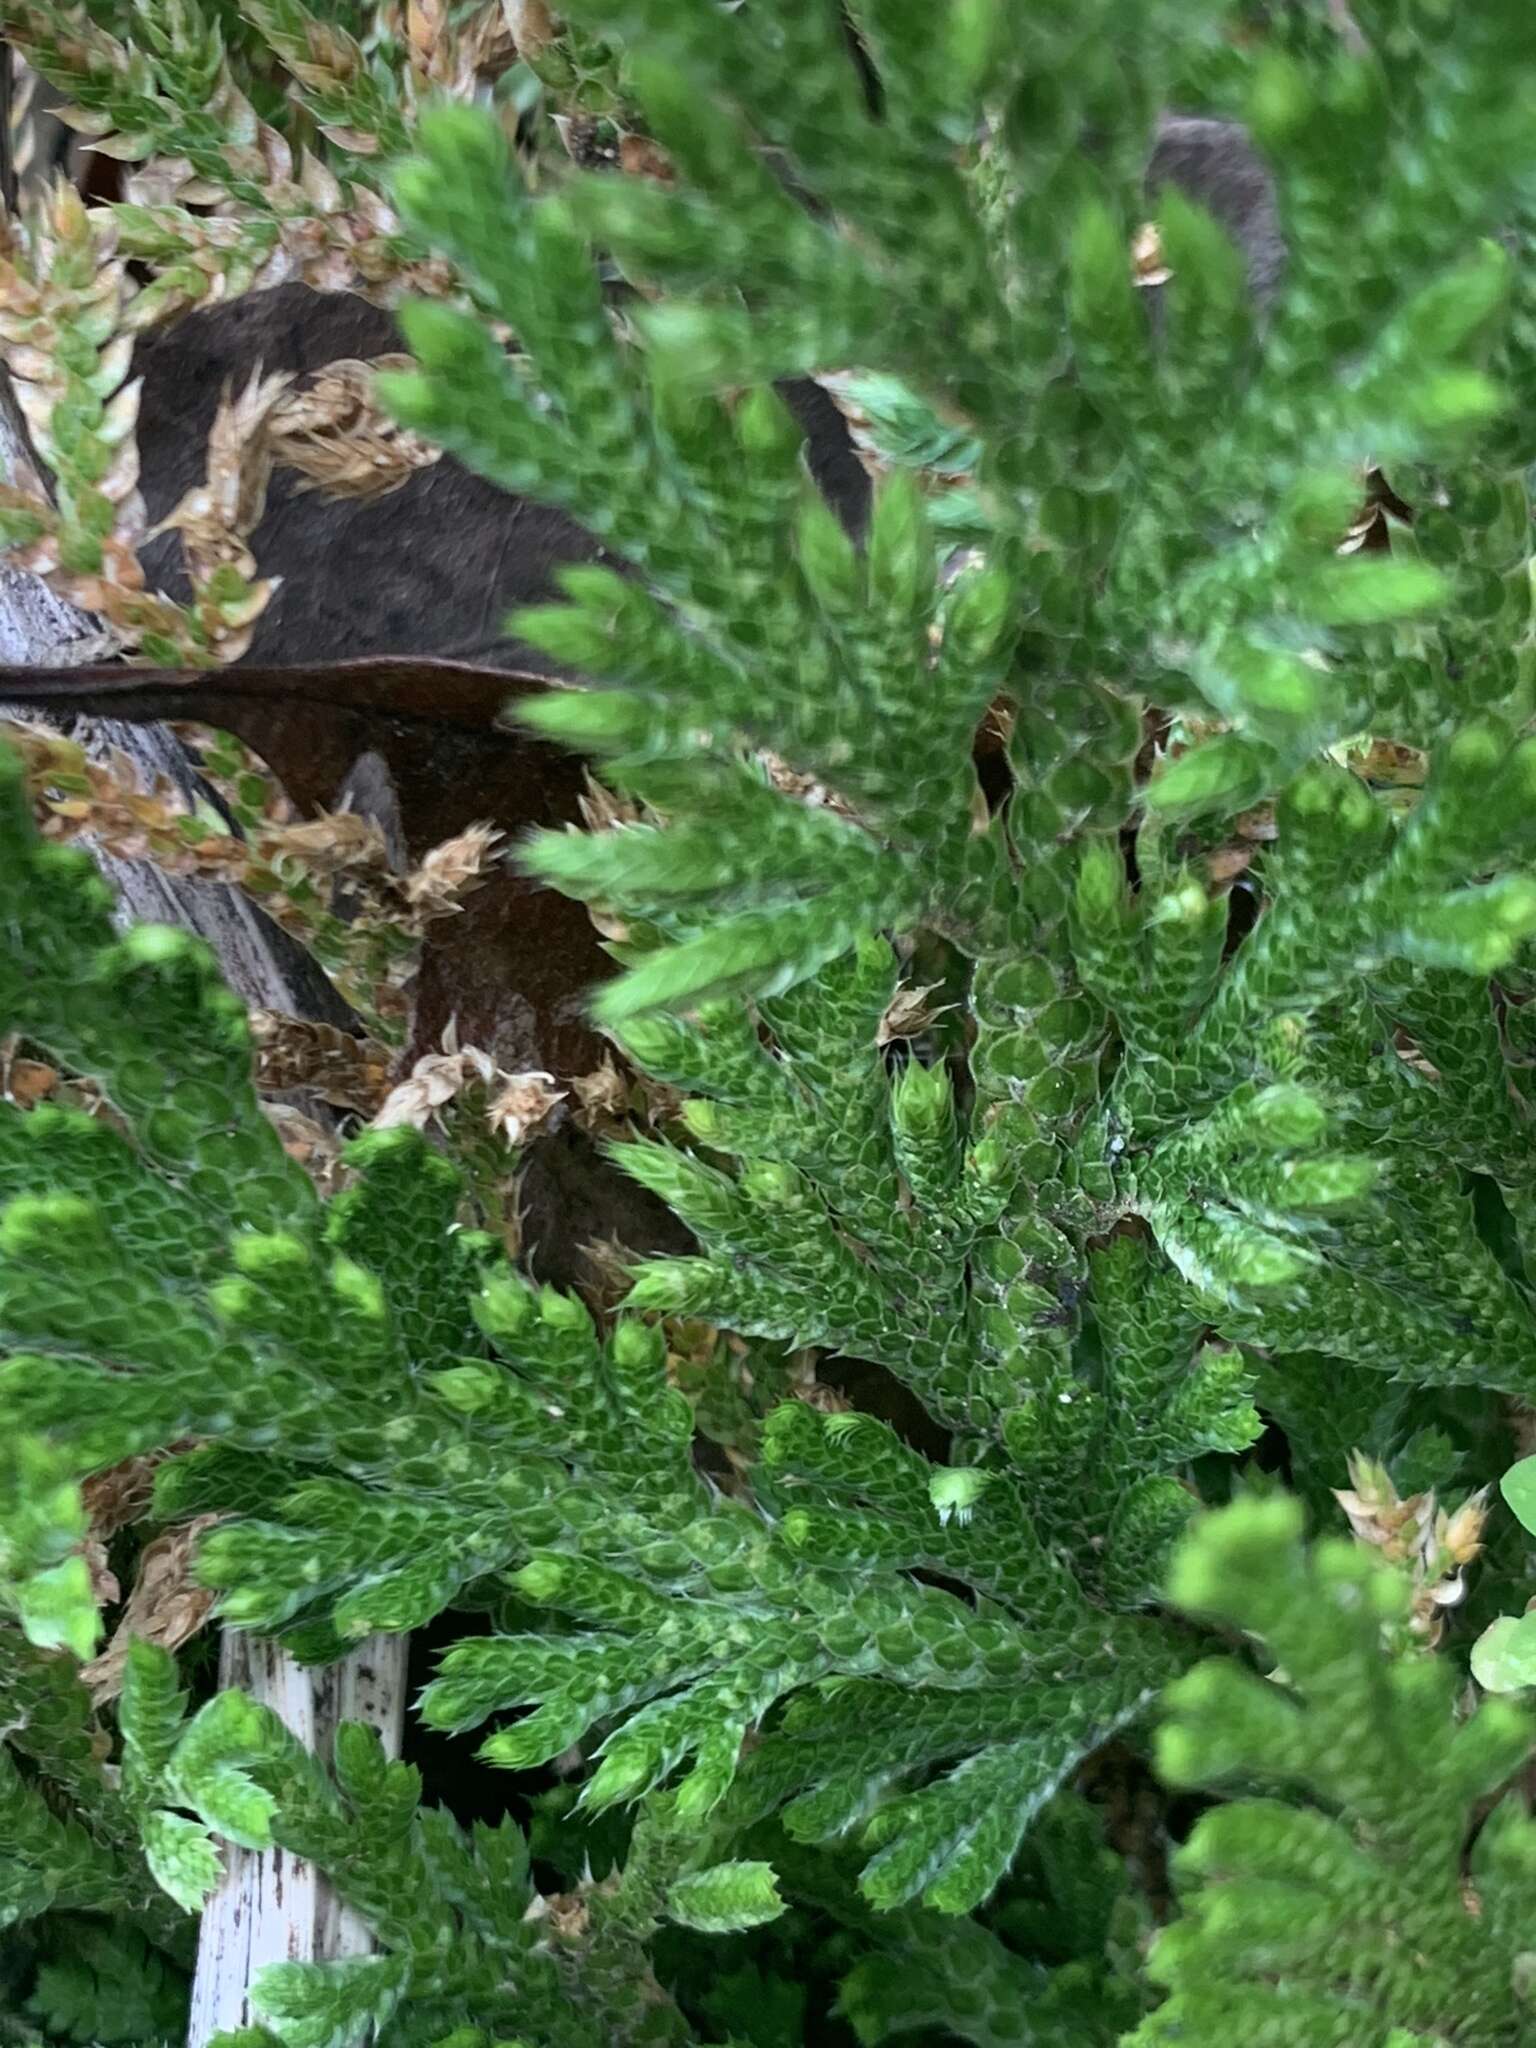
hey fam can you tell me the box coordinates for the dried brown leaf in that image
[577,1233,638,1318]
[80,1453,171,1542]
[757,750,858,819]
[81,1515,223,1705]
[505,0,558,59]
[401,821,503,915]
[617,133,673,182]
[3,1055,60,1106]
[787,1352,854,1415]
[463,4,517,79]
[1393,1030,1443,1082]
[1204,843,1257,886]
[1345,738,1429,788]
[1335,1449,1488,1645]
[82,1536,119,1608]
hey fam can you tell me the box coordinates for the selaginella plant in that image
[7,0,1536,2043]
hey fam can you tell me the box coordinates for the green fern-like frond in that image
[1132,1494,1536,2045]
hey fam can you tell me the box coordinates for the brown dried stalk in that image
[0,181,279,662]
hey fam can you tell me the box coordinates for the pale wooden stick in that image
[187,1630,409,2044]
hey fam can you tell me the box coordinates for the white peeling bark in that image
[186,1630,409,2044]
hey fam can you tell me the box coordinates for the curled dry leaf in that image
[401,821,504,916]
[1,1050,60,1107]
[569,1054,632,1130]
[14,5,457,311]
[757,750,860,820]
[261,806,392,876]
[540,1890,593,1943]
[1,1024,116,1125]
[1335,467,1412,556]
[1204,807,1277,886]
[786,1351,855,1415]
[577,1232,639,1318]
[8,710,515,1045]
[5,718,406,1038]
[82,1536,119,1607]
[405,0,514,91]
[407,0,448,75]
[0,179,276,665]
[80,1515,224,1705]
[487,1068,566,1144]
[370,1030,565,1143]
[1204,842,1258,886]
[1336,505,1381,556]
[1233,804,1278,841]
[370,1043,495,1129]
[467,5,518,79]
[370,1040,483,1138]
[980,698,1015,754]
[6,714,249,876]
[1392,1030,1443,1083]
[75,1447,204,1663]
[1342,738,1429,788]
[570,1050,682,1133]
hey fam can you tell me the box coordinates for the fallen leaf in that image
[81,1515,223,1704]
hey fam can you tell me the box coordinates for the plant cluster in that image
[6,0,1536,2043]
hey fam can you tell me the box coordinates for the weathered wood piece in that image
[186,1630,407,2046]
